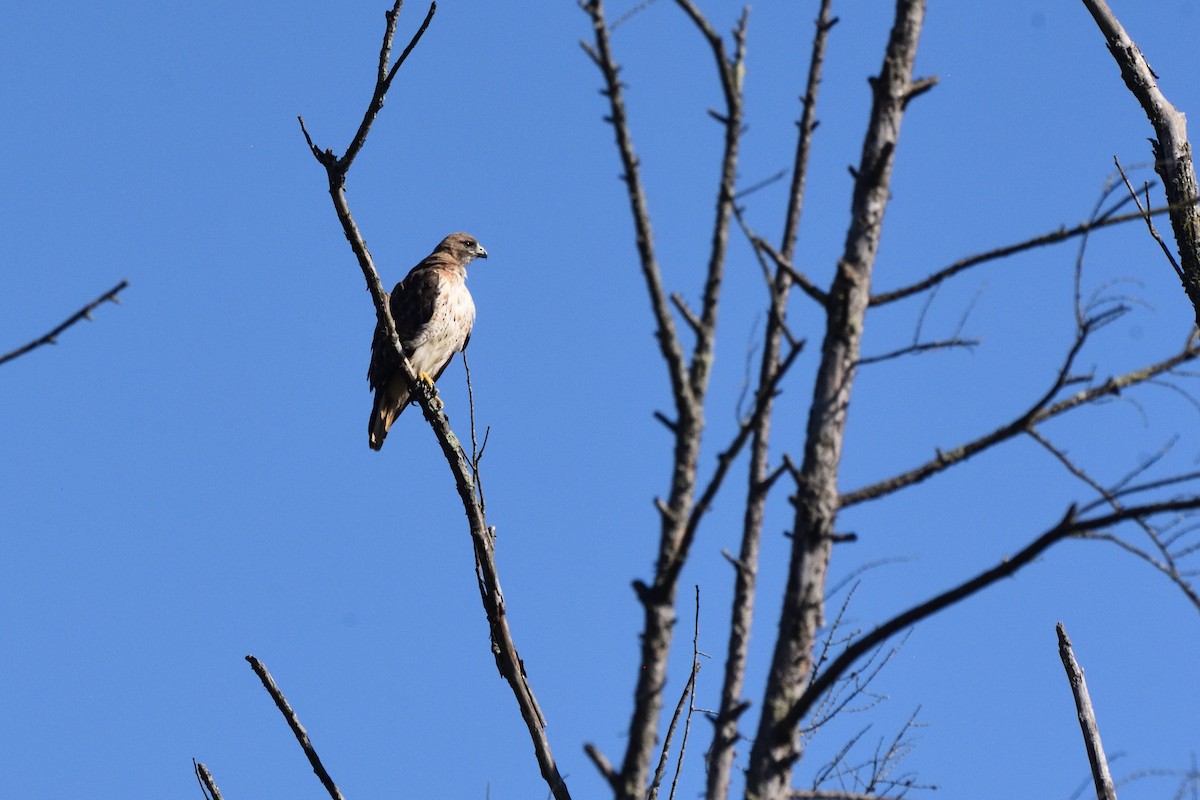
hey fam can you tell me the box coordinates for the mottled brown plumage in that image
[368,232,487,450]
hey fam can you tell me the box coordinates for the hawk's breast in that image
[407,270,475,377]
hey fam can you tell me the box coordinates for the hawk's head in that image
[437,232,488,267]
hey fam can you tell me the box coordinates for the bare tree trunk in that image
[744,3,928,798]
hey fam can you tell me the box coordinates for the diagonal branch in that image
[1080,0,1200,326]
[841,334,1200,508]
[776,497,1200,740]
[664,338,805,588]
[246,655,346,800]
[1114,156,1184,280]
[0,280,129,367]
[870,206,1172,306]
[193,760,224,800]
[299,8,569,799]
[752,235,830,307]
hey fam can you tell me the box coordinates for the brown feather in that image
[367,233,486,450]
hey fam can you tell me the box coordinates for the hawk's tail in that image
[368,383,410,451]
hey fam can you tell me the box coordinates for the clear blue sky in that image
[3,1,1198,798]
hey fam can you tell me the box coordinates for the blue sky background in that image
[3,1,1199,798]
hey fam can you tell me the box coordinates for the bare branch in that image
[790,792,892,800]
[1080,530,1200,613]
[0,280,129,367]
[841,335,1200,508]
[856,336,979,367]
[341,2,437,169]
[671,292,704,337]
[667,338,805,587]
[193,760,224,800]
[1080,0,1200,325]
[585,742,620,790]
[870,207,1173,306]
[1057,623,1118,800]
[584,3,750,796]
[777,497,1200,740]
[649,586,702,800]
[245,655,346,800]
[752,236,830,307]
[580,0,691,410]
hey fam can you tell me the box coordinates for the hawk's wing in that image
[368,266,445,390]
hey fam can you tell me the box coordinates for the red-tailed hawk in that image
[368,232,487,450]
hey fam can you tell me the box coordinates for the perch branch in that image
[299,8,569,798]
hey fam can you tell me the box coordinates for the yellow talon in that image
[417,371,435,389]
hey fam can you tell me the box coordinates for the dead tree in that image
[581,2,1200,799]
[201,2,1200,798]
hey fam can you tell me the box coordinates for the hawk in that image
[367,232,487,450]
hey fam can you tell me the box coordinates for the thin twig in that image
[341,2,438,169]
[463,349,490,513]
[1114,156,1184,279]
[666,586,702,800]
[649,586,701,800]
[245,655,346,800]
[585,743,620,790]
[856,337,979,366]
[1056,623,1118,800]
[0,280,129,367]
